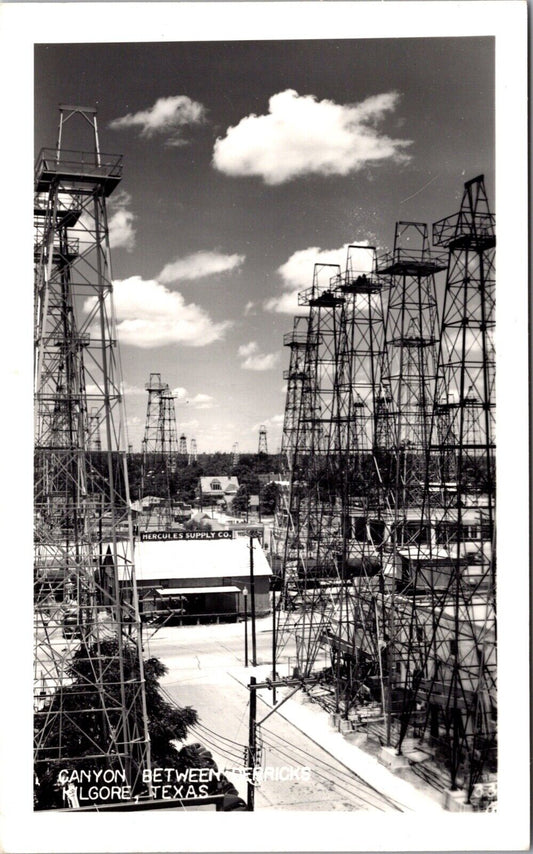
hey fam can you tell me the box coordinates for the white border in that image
[0,3,528,852]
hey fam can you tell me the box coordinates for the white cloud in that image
[109,95,206,146]
[265,242,372,314]
[171,388,216,410]
[243,354,279,371]
[84,276,231,348]
[172,387,188,400]
[264,290,302,316]
[238,341,280,371]
[213,89,411,184]
[109,208,136,252]
[238,341,259,359]
[244,300,256,316]
[121,382,146,396]
[108,189,136,251]
[189,393,215,409]
[158,250,245,284]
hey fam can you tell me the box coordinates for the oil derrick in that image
[280,316,310,474]
[272,316,309,581]
[179,433,188,457]
[258,424,268,455]
[372,222,446,744]
[141,374,178,529]
[375,222,445,511]
[280,262,348,675]
[231,442,240,467]
[396,177,496,804]
[189,438,198,464]
[34,106,151,799]
[325,246,389,717]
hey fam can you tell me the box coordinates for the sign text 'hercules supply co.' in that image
[140,530,233,542]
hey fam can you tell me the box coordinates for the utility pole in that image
[246,675,320,811]
[249,535,257,666]
[243,587,249,667]
[271,583,277,704]
[247,676,257,811]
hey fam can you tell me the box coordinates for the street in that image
[144,617,402,812]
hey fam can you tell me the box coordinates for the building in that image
[114,535,271,622]
[198,476,240,508]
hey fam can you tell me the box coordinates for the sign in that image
[140,530,233,542]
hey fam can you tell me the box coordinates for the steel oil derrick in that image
[34,106,151,801]
[410,176,496,800]
[140,373,179,530]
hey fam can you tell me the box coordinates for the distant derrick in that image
[258,424,268,455]
[141,373,179,528]
[189,438,198,464]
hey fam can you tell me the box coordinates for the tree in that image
[259,481,278,516]
[231,484,250,516]
[34,640,243,809]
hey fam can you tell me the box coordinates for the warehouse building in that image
[113,534,272,623]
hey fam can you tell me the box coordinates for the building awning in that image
[156,586,241,596]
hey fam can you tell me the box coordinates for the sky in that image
[35,37,494,453]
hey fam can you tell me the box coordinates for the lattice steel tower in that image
[280,263,349,673]
[258,424,268,455]
[371,222,446,745]
[141,374,177,474]
[375,222,446,512]
[189,438,198,464]
[325,246,389,717]
[280,316,309,474]
[397,176,496,801]
[34,105,151,800]
[272,315,310,575]
[179,433,188,457]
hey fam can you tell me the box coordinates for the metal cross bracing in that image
[140,373,179,529]
[322,246,391,717]
[374,222,446,512]
[367,223,447,745]
[391,176,496,802]
[273,180,496,809]
[34,106,151,799]
[280,315,310,473]
[271,315,310,582]
[277,262,352,676]
[231,442,239,467]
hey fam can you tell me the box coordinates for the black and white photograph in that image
[0,2,528,852]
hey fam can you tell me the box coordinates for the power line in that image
[259,724,403,811]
